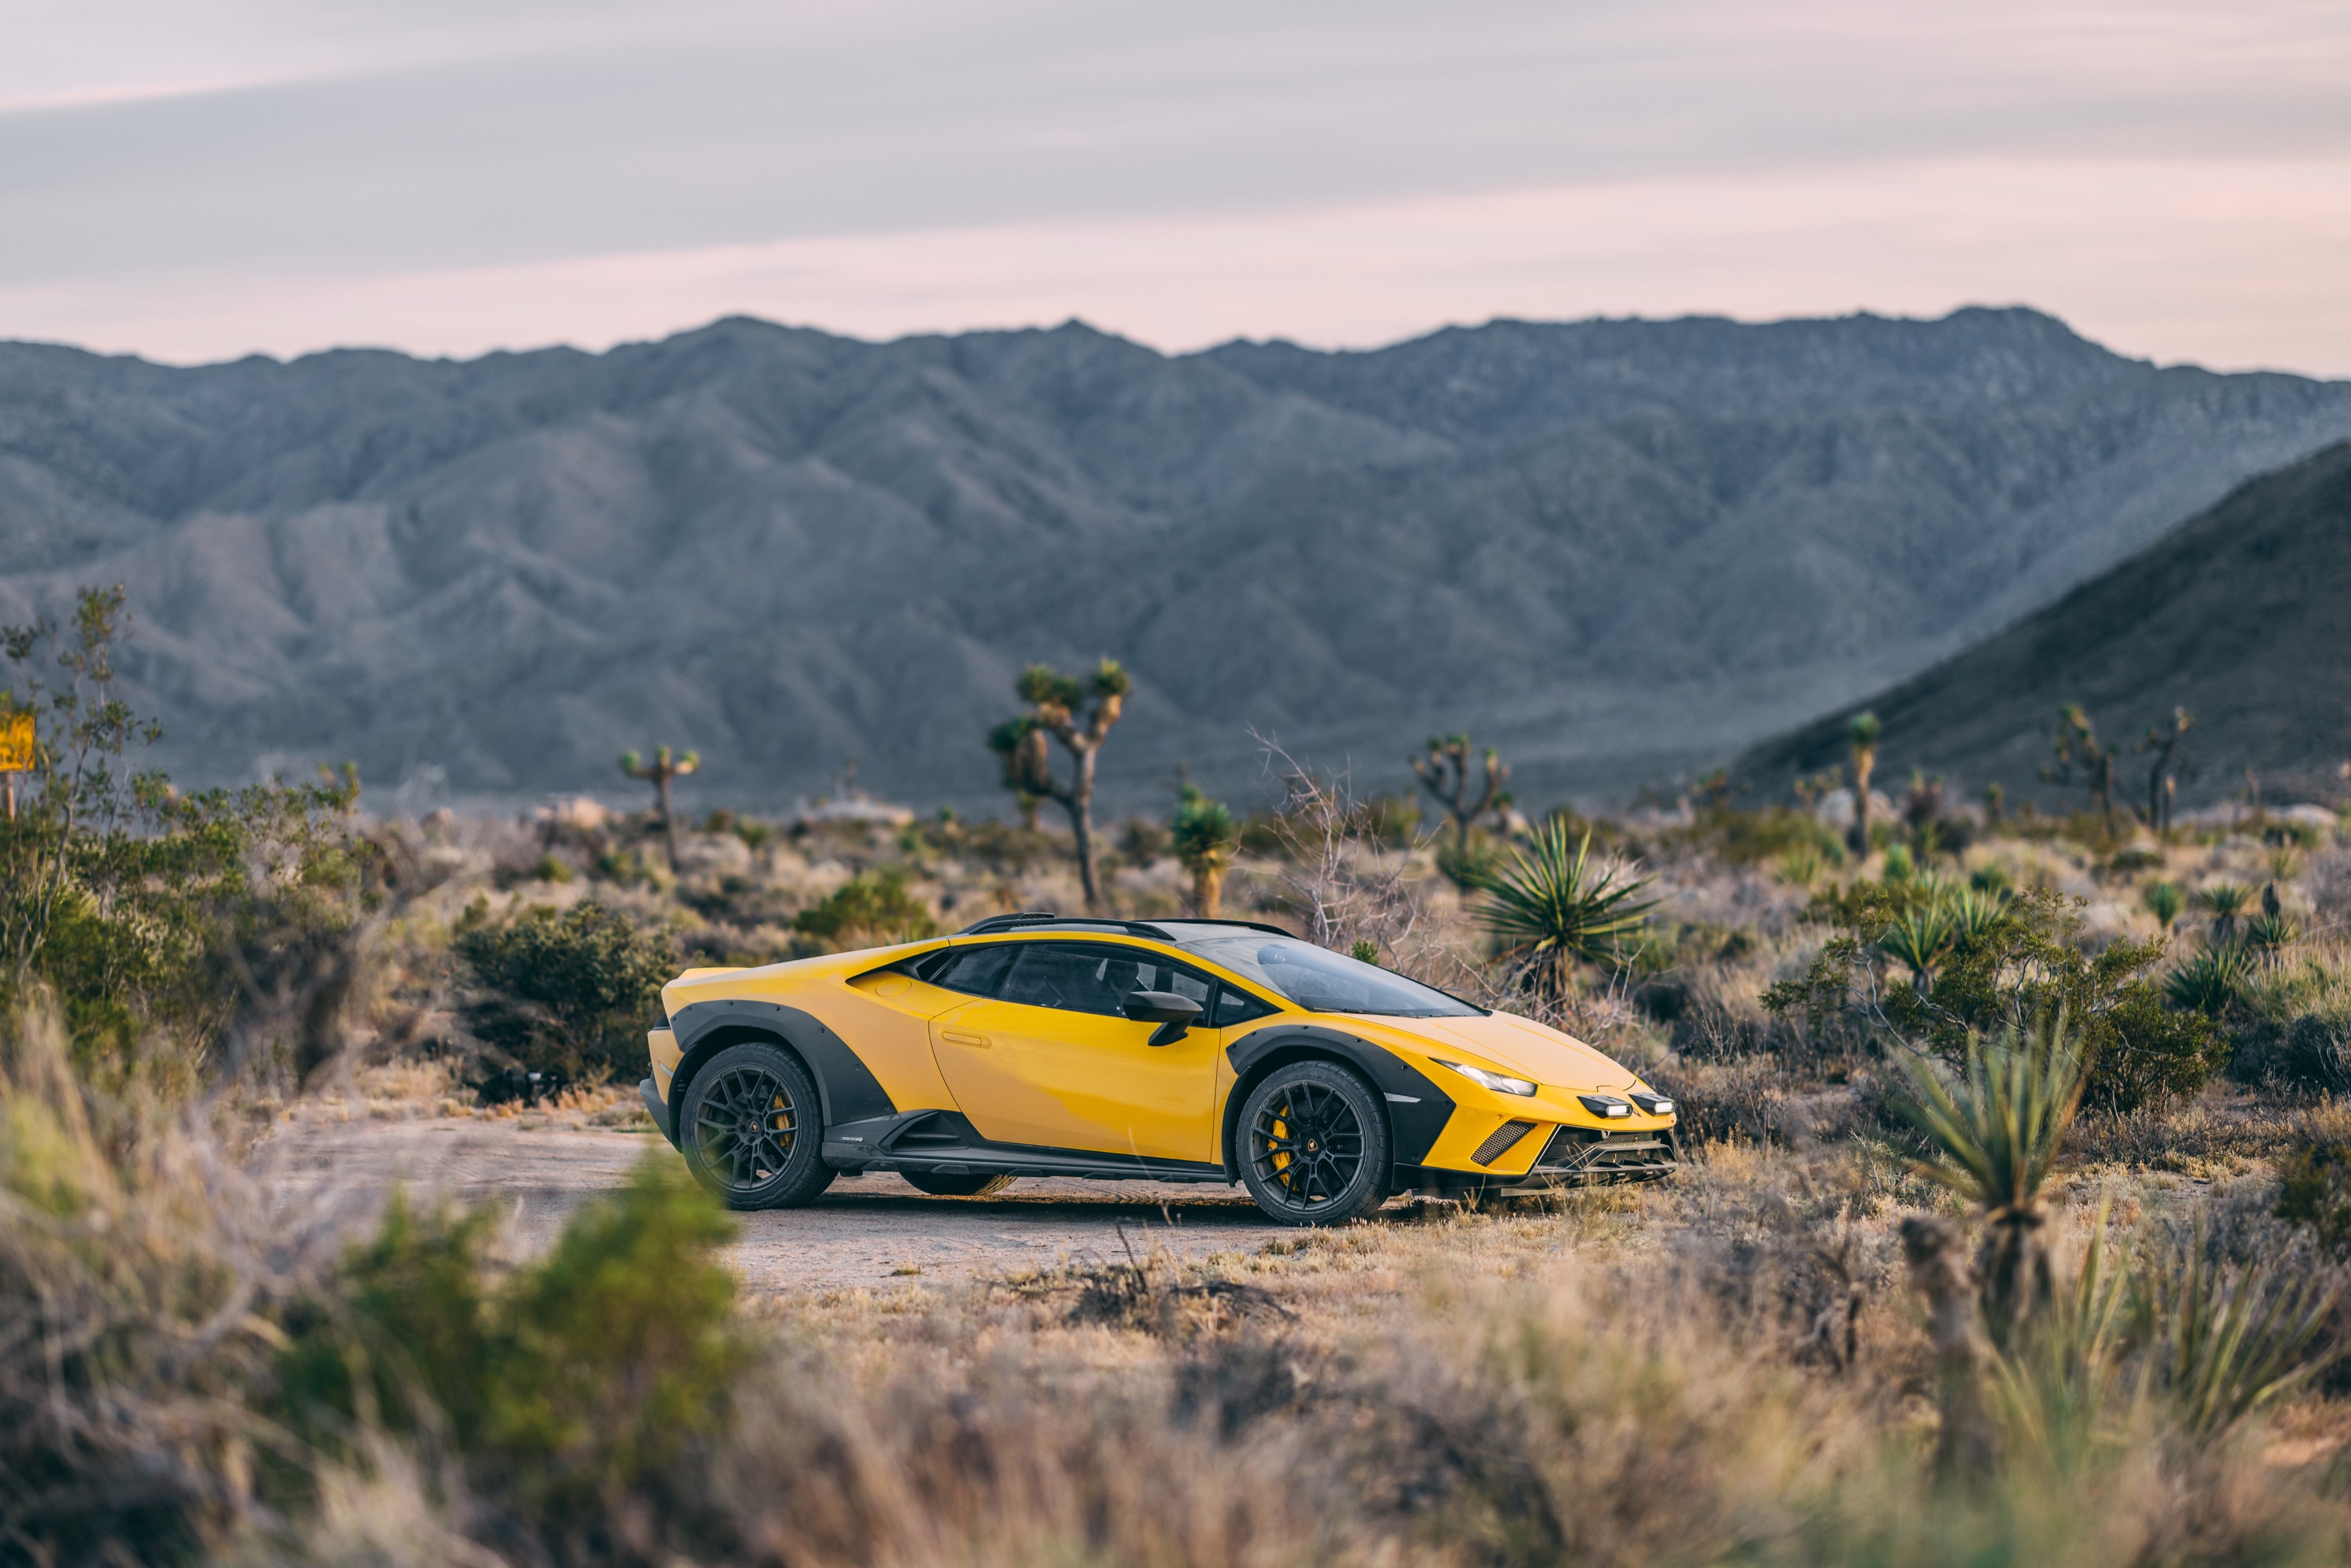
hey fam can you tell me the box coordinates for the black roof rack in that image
[954,912,1179,941]
[952,913,1297,943]
[1152,917,1299,939]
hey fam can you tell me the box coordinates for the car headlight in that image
[1628,1089,1675,1116]
[1434,1059,1538,1097]
[1578,1093,1634,1119]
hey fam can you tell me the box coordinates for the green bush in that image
[2277,1108,2351,1258]
[792,867,940,947]
[1767,882,2222,1114]
[273,1158,744,1545]
[454,901,676,1081]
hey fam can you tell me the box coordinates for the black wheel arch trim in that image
[665,998,897,1132]
[1222,1026,1453,1179]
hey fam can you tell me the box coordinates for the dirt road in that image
[262,1116,1284,1294]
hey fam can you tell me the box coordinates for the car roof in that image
[952,912,1297,947]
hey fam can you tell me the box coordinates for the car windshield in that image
[1176,932,1483,1017]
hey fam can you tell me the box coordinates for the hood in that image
[1389,1012,1641,1093]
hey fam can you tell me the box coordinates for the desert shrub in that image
[2,587,371,1082]
[1643,1058,1813,1146]
[0,1001,290,1564]
[791,867,940,947]
[2225,951,2351,1091]
[2276,1106,2351,1258]
[454,901,675,1081]
[1683,805,1846,868]
[1766,882,2222,1113]
[271,1160,744,1555]
[960,818,1054,874]
[1117,814,1171,869]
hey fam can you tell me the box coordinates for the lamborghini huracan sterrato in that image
[640,913,1679,1226]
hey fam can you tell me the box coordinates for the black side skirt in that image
[821,1110,1232,1185]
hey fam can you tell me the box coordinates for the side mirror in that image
[1123,990,1203,1045]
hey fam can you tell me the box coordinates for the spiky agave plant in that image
[2143,881,2183,932]
[1473,820,1659,998]
[1877,904,1957,997]
[2162,944,2252,1016]
[1896,1016,2088,1352]
[1943,886,2005,947]
[2197,881,2252,944]
[1989,1203,2130,1475]
[2144,1225,2340,1439]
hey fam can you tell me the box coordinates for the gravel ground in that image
[259,1116,1284,1294]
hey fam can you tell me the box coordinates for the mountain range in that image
[1734,440,2351,811]
[2,307,2348,815]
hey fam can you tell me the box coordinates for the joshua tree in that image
[2135,707,2193,831]
[987,659,1130,911]
[619,744,698,869]
[1472,820,1658,1000]
[1896,1016,2088,1356]
[1846,712,1882,857]
[1411,734,1510,853]
[1170,782,1239,918]
[2042,704,2117,827]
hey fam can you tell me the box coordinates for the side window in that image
[999,943,1130,1016]
[921,944,1019,998]
[1212,985,1278,1027]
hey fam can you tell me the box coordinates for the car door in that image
[929,941,1223,1162]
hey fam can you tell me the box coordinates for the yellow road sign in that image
[0,709,33,773]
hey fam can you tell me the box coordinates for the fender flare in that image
[665,998,896,1135]
[1221,1025,1454,1180]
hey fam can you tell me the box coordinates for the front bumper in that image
[1397,1122,1680,1196]
[640,1077,676,1144]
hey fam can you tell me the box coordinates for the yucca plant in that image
[1989,1205,2131,1475]
[1776,844,1824,889]
[2244,911,2300,951]
[2197,881,2251,945]
[1943,887,2005,947]
[2143,1226,2339,1439]
[2143,881,2183,932]
[1895,1017,2088,1351]
[1473,820,1659,998]
[1878,905,1957,996]
[2162,944,2251,1016]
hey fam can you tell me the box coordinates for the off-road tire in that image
[678,1041,835,1210]
[900,1171,1019,1197]
[1237,1060,1392,1226]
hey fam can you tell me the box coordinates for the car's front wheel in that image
[679,1041,836,1210]
[1237,1061,1391,1226]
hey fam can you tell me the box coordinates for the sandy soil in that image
[258,1114,1284,1294]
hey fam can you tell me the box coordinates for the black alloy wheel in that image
[679,1041,836,1209]
[1237,1060,1392,1226]
[900,1171,1018,1197]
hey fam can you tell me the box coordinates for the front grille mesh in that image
[1532,1124,1679,1180]
[1472,1119,1538,1166]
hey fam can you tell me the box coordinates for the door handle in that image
[940,1030,991,1049]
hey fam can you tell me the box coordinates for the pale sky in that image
[3,1,2348,372]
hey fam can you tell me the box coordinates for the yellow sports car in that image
[641,913,1679,1225]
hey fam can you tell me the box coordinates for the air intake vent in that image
[1472,1119,1538,1166]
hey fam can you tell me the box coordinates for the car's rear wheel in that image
[1237,1061,1391,1226]
[900,1171,1017,1197]
[679,1041,835,1210]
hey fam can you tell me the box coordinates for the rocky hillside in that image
[1734,441,2351,809]
[2,308,2348,813]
